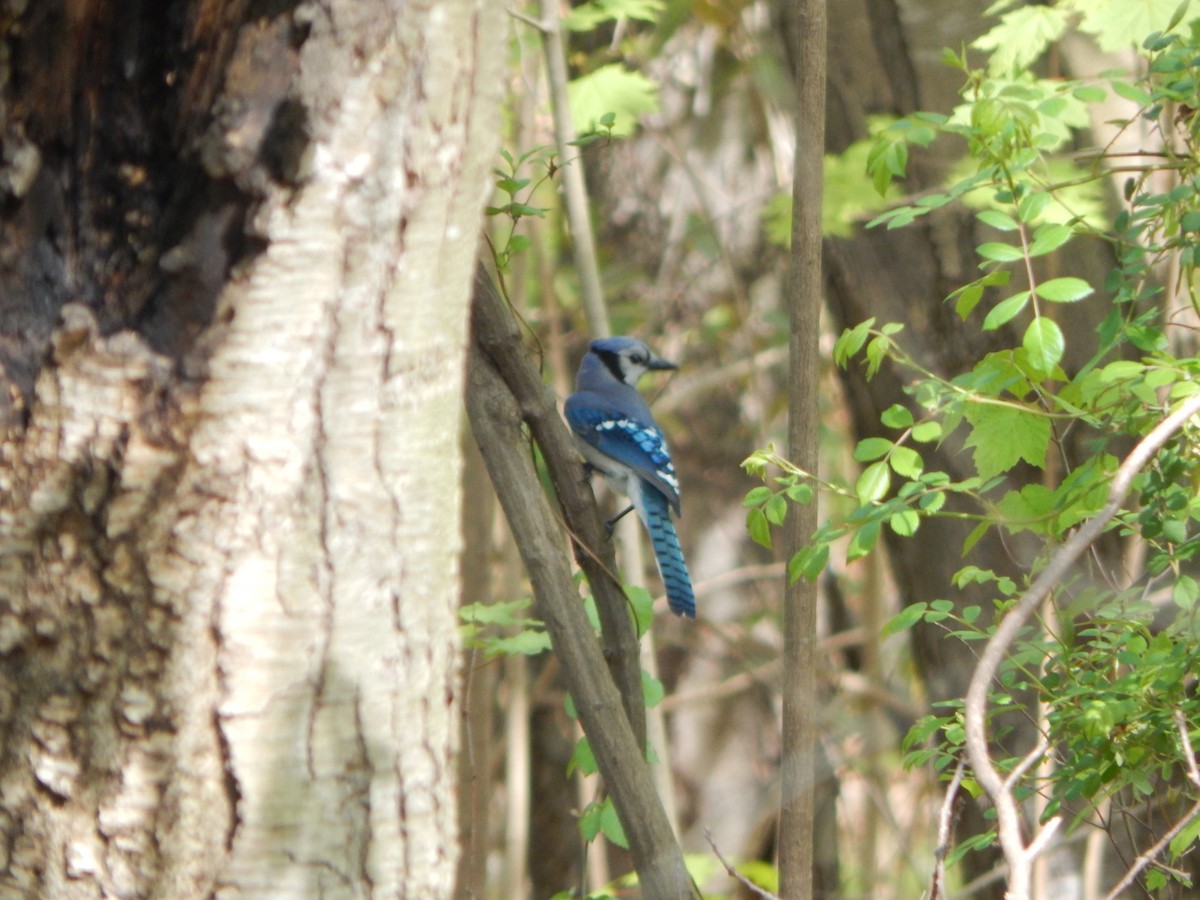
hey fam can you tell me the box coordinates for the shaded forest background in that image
[459,0,1200,898]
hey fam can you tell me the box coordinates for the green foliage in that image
[487,147,554,273]
[1066,0,1199,53]
[748,0,1200,880]
[974,6,1071,74]
[568,64,660,136]
[460,597,552,657]
[765,124,903,241]
[565,0,665,31]
[579,795,629,848]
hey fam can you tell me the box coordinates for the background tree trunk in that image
[0,2,501,896]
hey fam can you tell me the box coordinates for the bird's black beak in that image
[648,353,678,371]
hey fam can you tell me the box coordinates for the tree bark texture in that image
[0,2,501,897]
[778,0,826,897]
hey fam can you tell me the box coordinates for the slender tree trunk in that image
[0,2,501,896]
[779,0,826,897]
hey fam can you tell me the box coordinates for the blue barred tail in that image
[640,488,696,618]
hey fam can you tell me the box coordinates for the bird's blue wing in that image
[565,394,680,514]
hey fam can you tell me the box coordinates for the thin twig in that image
[1093,710,1200,895]
[506,7,548,32]
[1025,817,1062,862]
[1176,708,1200,788]
[962,392,1200,898]
[930,757,967,900]
[1004,737,1050,791]
[537,0,607,335]
[1102,798,1200,899]
[704,828,780,900]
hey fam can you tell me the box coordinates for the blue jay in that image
[564,337,695,618]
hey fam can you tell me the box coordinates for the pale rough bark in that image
[0,1,501,897]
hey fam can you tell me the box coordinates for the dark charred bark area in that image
[0,3,310,893]
[0,0,310,414]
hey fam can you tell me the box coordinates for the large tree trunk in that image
[0,2,501,896]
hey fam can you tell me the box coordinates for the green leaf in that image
[884,601,928,635]
[890,446,924,478]
[977,242,1026,263]
[1099,359,1146,382]
[789,543,829,582]
[912,421,943,443]
[1072,0,1196,53]
[1072,84,1108,103]
[919,490,946,514]
[1027,223,1073,256]
[786,483,814,504]
[983,291,1031,330]
[1169,807,1200,857]
[642,670,665,708]
[822,137,901,237]
[847,518,882,560]
[1018,190,1051,223]
[854,437,894,462]
[1167,0,1192,31]
[868,206,926,229]
[487,630,552,657]
[567,64,659,136]
[954,282,986,319]
[1111,79,1153,105]
[996,484,1056,535]
[747,508,772,549]
[460,597,534,627]
[1174,574,1200,608]
[962,520,992,555]
[857,461,892,503]
[579,803,602,842]
[964,403,1051,478]
[569,737,598,777]
[890,508,921,536]
[1023,317,1065,375]
[626,584,654,637]
[865,335,891,377]
[1036,276,1094,303]
[743,486,772,506]
[834,318,875,365]
[764,493,788,526]
[977,209,1020,231]
[881,404,914,428]
[599,797,629,849]
[495,176,530,195]
[973,5,1071,73]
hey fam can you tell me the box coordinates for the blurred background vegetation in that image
[458,1,1200,897]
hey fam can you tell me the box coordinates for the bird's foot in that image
[604,504,635,537]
